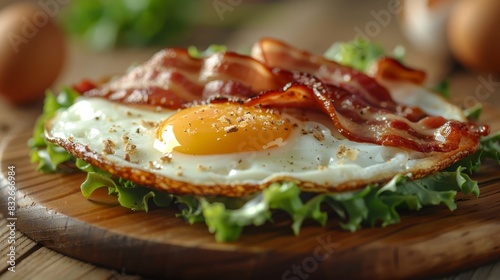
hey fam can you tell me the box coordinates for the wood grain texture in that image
[1,1,499,277]
[1,111,500,280]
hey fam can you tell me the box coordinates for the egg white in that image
[47,95,455,194]
[380,79,466,122]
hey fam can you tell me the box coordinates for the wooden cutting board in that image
[1,109,500,280]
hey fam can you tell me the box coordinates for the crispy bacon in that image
[199,52,290,92]
[245,72,486,153]
[73,79,97,94]
[251,38,428,122]
[77,38,489,153]
[81,49,290,108]
[82,49,202,108]
[247,38,489,151]
[371,57,426,84]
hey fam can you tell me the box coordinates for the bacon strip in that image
[251,38,428,122]
[81,49,290,108]
[245,72,486,153]
[82,49,202,108]
[371,57,426,84]
[75,38,488,153]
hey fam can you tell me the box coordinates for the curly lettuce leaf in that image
[432,79,451,100]
[175,196,205,224]
[29,88,80,172]
[479,130,500,164]
[324,39,404,73]
[81,172,174,211]
[30,142,73,173]
[448,130,500,173]
[28,41,500,242]
[176,166,478,241]
[188,44,227,58]
[28,86,489,242]
[464,103,483,122]
[75,161,481,242]
[198,182,327,242]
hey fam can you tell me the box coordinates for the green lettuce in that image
[59,0,197,51]
[324,39,404,73]
[432,79,451,100]
[430,80,484,121]
[29,88,80,172]
[448,130,500,174]
[76,165,481,242]
[187,44,227,58]
[29,41,500,242]
[464,103,483,122]
[81,172,174,211]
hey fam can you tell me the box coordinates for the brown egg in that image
[0,2,65,105]
[448,0,500,74]
[400,0,454,57]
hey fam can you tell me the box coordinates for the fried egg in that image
[45,89,476,197]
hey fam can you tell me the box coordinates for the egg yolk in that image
[155,103,293,155]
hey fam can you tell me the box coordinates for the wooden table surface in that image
[1,1,500,279]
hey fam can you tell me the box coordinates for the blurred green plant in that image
[324,39,405,73]
[59,0,197,51]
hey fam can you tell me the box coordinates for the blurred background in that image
[0,0,499,108]
[1,1,499,278]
